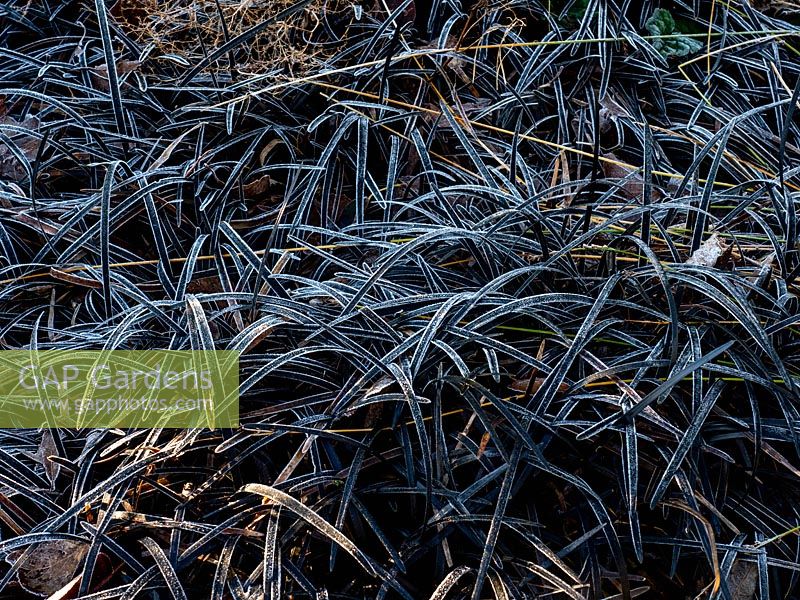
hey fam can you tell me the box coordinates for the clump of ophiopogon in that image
[0,1,798,598]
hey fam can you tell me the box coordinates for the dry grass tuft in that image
[116,0,353,76]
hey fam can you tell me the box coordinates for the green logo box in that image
[0,350,239,428]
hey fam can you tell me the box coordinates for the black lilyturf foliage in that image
[0,0,799,598]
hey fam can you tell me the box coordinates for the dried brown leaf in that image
[727,561,757,600]
[686,233,730,267]
[6,540,89,597]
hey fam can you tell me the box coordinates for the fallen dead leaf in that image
[36,429,61,489]
[91,60,141,91]
[0,111,40,181]
[364,375,394,398]
[6,539,89,597]
[186,276,224,294]
[602,152,665,201]
[243,174,271,198]
[45,573,81,600]
[686,233,731,268]
[598,92,632,134]
[726,560,757,600]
